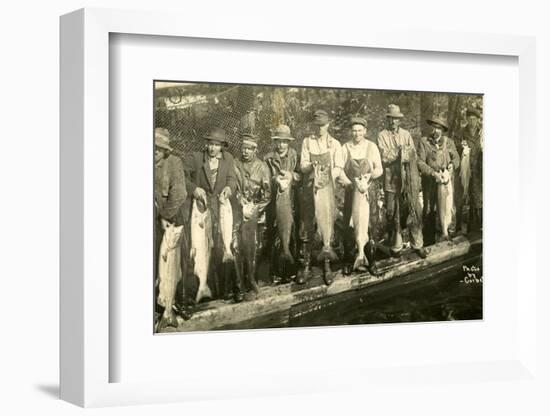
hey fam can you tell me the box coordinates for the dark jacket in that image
[154,154,187,222]
[417,135,460,176]
[183,150,237,198]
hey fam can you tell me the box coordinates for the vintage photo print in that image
[153,81,483,333]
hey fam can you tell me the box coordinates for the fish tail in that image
[317,248,338,262]
[195,283,212,304]
[353,255,365,271]
[222,250,234,263]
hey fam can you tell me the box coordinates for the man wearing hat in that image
[338,116,383,276]
[417,116,460,244]
[377,104,428,259]
[154,127,189,326]
[264,124,301,284]
[455,105,483,233]
[233,132,272,299]
[299,109,345,285]
[183,126,238,301]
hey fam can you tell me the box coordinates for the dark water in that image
[287,256,483,328]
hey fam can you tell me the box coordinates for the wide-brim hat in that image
[312,109,330,125]
[426,116,449,131]
[385,104,404,118]
[350,116,367,127]
[203,127,228,144]
[270,124,295,141]
[155,128,173,151]
[466,106,481,118]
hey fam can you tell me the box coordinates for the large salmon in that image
[157,223,183,327]
[275,171,295,265]
[219,196,234,263]
[437,169,454,241]
[190,199,213,303]
[350,174,370,271]
[460,144,471,203]
[240,200,260,292]
[313,161,337,261]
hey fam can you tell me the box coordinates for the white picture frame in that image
[60,7,538,408]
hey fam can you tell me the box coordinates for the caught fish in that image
[240,200,259,291]
[460,144,471,203]
[350,173,370,271]
[190,199,213,303]
[157,223,183,327]
[219,196,234,263]
[275,171,295,266]
[312,158,337,262]
[437,169,454,241]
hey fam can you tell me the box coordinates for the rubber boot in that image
[365,239,379,277]
[323,258,333,286]
[296,242,311,285]
[224,261,243,303]
[342,227,354,276]
[222,262,234,301]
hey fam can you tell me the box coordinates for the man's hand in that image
[193,187,207,205]
[292,172,301,182]
[433,171,445,184]
[338,173,353,188]
[219,186,232,200]
[447,163,454,174]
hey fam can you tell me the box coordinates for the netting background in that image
[155,81,482,246]
[154,81,483,161]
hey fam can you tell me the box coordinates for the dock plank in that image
[158,234,480,333]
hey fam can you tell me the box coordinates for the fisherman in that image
[417,116,460,244]
[298,109,345,285]
[233,132,272,299]
[183,127,240,302]
[338,116,383,276]
[154,128,189,327]
[264,124,301,284]
[455,105,483,233]
[377,104,429,259]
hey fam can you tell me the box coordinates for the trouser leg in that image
[342,188,355,269]
[422,183,437,246]
[297,184,314,284]
[386,191,403,253]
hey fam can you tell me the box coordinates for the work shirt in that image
[264,147,300,179]
[234,157,272,214]
[341,139,383,181]
[377,127,416,193]
[457,123,483,209]
[300,133,344,179]
[417,135,460,176]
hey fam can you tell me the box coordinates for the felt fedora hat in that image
[466,106,481,118]
[426,116,449,131]
[155,128,173,151]
[270,124,295,141]
[203,127,228,144]
[385,104,404,118]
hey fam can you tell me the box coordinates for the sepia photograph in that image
[153,81,483,333]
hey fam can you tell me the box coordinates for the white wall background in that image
[1,0,548,415]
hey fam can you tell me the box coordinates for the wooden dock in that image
[158,234,481,333]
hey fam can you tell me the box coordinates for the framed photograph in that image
[60,7,537,408]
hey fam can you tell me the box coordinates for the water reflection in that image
[289,256,482,327]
